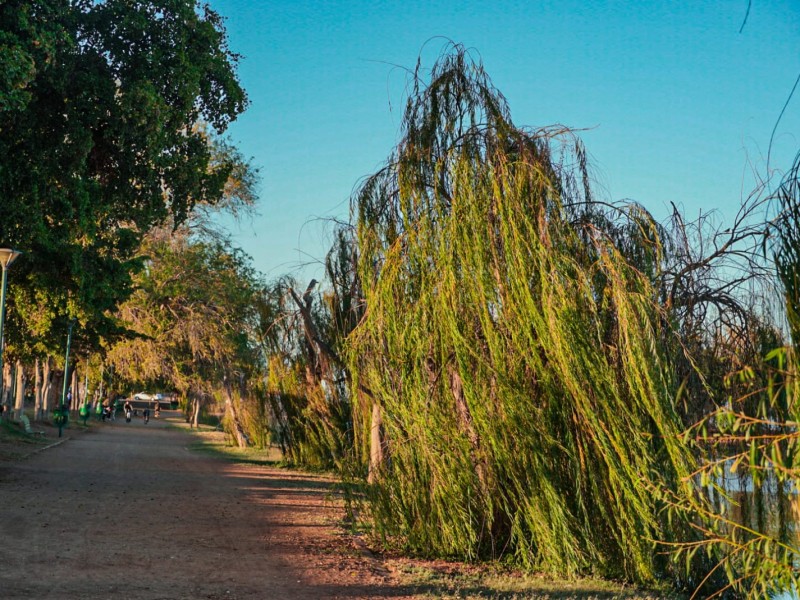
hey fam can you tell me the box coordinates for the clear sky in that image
[208,0,800,284]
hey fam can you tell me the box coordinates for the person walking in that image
[79,401,90,425]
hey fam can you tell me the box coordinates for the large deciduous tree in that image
[109,233,259,443]
[0,0,247,357]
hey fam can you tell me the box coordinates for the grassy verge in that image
[164,417,282,467]
[0,411,93,461]
[388,560,683,599]
[0,418,50,443]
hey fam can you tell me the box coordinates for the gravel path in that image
[0,414,395,599]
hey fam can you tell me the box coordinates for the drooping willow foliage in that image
[666,345,800,600]
[253,231,362,469]
[774,152,800,352]
[346,46,696,582]
[252,277,347,468]
[664,152,800,600]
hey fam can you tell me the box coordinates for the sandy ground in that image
[0,413,406,599]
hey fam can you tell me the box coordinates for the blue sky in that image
[209,0,800,284]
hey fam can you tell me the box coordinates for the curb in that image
[19,424,93,460]
[36,437,70,452]
[22,437,71,459]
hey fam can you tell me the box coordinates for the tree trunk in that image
[13,359,25,420]
[191,396,201,428]
[48,366,64,414]
[2,361,11,417]
[289,286,336,380]
[368,401,384,484]
[224,377,249,448]
[34,358,43,421]
[42,357,54,418]
[449,366,488,492]
[265,385,290,456]
[70,367,78,413]
[82,362,89,407]
[98,364,104,411]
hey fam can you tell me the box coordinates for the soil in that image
[0,412,410,599]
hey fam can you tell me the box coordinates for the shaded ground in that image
[0,414,674,599]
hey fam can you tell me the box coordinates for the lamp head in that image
[0,248,22,270]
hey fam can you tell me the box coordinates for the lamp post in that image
[0,248,22,418]
[57,319,77,438]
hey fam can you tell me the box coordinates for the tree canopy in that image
[109,233,259,403]
[0,0,247,357]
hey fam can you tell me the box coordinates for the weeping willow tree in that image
[345,45,697,583]
[775,154,800,352]
[254,235,361,469]
[663,152,800,600]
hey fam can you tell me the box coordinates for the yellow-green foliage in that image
[347,46,694,583]
[659,156,800,599]
[265,352,349,470]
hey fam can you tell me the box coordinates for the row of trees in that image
[3,8,799,595]
[0,0,250,415]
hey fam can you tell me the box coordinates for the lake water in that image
[712,464,799,599]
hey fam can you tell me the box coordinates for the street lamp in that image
[0,248,22,418]
[57,319,77,438]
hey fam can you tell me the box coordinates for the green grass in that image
[0,416,56,461]
[0,418,46,441]
[391,562,684,599]
[188,437,282,466]
[166,417,282,466]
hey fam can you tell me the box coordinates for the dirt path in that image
[0,414,402,599]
